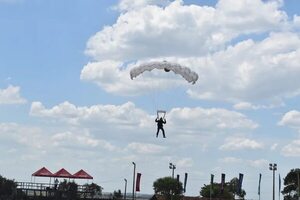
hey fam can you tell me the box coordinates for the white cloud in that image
[30,101,257,144]
[81,0,300,105]
[220,137,264,151]
[270,143,278,151]
[219,157,268,168]
[278,110,300,130]
[233,101,284,110]
[247,159,268,168]
[187,32,300,103]
[0,123,45,149]
[30,101,152,128]
[51,131,116,151]
[0,85,26,105]
[281,139,300,157]
[86,0,287,61]
[176,157,193,168]
[115,0,171,11]
[126,142,166,154]
[168,107,258,134]
[219,157,242,164]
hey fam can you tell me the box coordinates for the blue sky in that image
[1,0,300,199]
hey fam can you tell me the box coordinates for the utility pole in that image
[132,162,136,200]
[269,163,277,200]
[124,178,127,200]
[169,163,176,178]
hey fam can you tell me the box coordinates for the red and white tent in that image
[73,169,93,179]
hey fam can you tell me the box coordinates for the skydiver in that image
[155,117,166,138]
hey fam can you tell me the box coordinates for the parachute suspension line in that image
[157,110,166,119]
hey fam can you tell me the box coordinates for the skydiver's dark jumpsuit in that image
[155,117,166,138]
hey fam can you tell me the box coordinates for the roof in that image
[53,168,73,178]
[32,167,54,177]
[73,169,93,179]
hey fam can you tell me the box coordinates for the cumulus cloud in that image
[85,0,287,61]
[168,107,258,134]
[219,156,268,168]
[219,137,264,150]
[176,157,193,168]
[115,0,171,11]
[80,0,300,106]
[126,142,166,154]
[248,159,268,168]
[0,123,45,149]
[233,101,284,110]
[187,32,300,103]
[278,110,300,130]
[51,131,117,151]
[281,139,300,157]
[30,101,152,128]
[0,85,26,104]
[30,101,258,139]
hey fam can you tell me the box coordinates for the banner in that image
[136,173,141,192]
[279,174,281,199]
[258,173,262,195]
[221,173,225,193]
[238,173,244,194]
[184,173,188,193]
[210,174,214,195]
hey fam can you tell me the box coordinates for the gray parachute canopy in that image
[130,61,198,84]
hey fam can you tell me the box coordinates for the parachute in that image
[130,61,199,84]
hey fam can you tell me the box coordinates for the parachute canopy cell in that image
[130,61,198,84]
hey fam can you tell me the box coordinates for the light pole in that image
[169,163,176,178]
[269,163,277,200]
[132,162,136,200]
[124,178,127,200]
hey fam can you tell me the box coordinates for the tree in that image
[83,183,102,198]
[0,175,17,199]
[228,177,246,199]
[200,177,246,200]
[153,177,183,200]
[200,183,233,199]
[282,168,300,200]
[58,179,78,200]
[113,189,122,200]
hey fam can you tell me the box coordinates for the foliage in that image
[200,177,246,200]
[58,179,78,199]
[0,175,17,198]
[282,168,300,200]
[83,182,102,198]
[113,189,123,200]
[153,176,184,200]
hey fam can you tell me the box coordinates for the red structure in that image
[32,167,54,177]
[53,168,73,178]
[73,169,93,179]
[32,167,93,180]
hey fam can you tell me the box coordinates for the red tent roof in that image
[73,169,93,179]
[53,168,73,178]
[32,167,54,177]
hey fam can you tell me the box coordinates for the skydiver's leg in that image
[156,128,159,137]
[162,128,166,138]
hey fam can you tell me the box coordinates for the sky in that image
[1,0,300,199]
